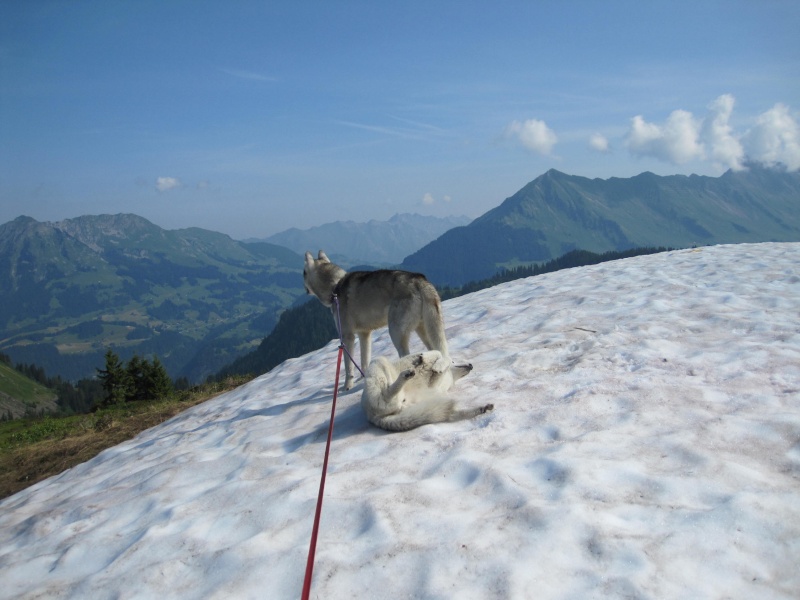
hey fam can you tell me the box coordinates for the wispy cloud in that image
[335,117,451,142]
[336,120,416,139]
[220,68,277,82]
[387,116,449,135]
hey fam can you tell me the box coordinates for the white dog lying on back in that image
[361,350,494,432]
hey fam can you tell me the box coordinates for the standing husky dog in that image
[303,250,449,390]
[362,350,493,431]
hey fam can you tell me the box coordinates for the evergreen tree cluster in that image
[96,350,173,407]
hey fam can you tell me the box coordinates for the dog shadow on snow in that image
[232,384,347,420]
[227,382,380,452]
[279,380,402,453]
[168,381,363,435]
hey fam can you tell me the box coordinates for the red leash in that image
[301,344,344,600]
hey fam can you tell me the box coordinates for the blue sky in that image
[1,1,798,239]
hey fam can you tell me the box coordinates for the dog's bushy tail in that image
[370,396,494,432]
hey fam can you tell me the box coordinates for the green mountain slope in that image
[0,214,305,382]
[401,165,800,285]
[0,362,58,420]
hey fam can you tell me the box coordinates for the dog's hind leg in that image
[388,323,412,357]
[342,331,357,390]
[415,324,434,351]
[358,331,372,372]
[388,300,419,357]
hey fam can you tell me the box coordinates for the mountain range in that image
[402,164,800,285]
[258,213,471,266]
[0,212,468,385]
[0,214,303,383]
[2,165,798,384]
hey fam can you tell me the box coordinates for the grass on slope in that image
[0,376,251,500]
[0,362,58,420]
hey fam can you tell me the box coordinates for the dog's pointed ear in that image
[318,250,330,263]
[304,251,315,269]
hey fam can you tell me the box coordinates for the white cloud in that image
[505,119,558,155]
[742,103,800,171]
[589,133,610,153]
[422,193,453,206]
[624,95,799,172]
[156,177,181,192]
[626,109,704,164]
[702,94,745,171]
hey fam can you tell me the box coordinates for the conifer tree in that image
[125,355,146,402]
[96,349,129,405]
[143,356,173,400]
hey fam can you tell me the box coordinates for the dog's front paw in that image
[344,378,355,391]
[400,368,416,380]
[481,404,494,414]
